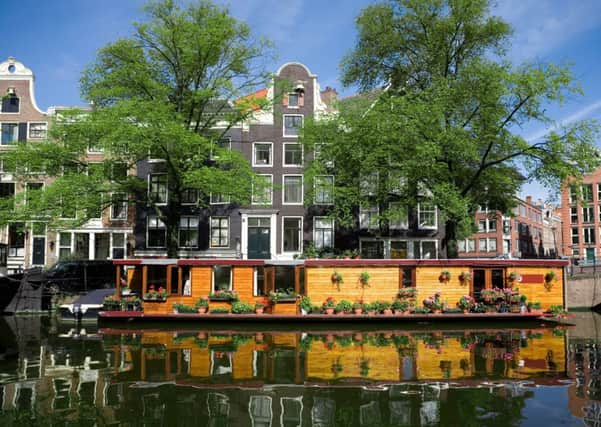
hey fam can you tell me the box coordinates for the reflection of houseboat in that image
[100,258,568,320]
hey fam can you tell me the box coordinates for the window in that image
[584,227,595,244]
[571,227,579,245]
[418,202,437,229]
[8,223,24,257]
[391,241,408,259]
[213,265,232,291]
[147,215,166,247]
[283,143,303,166]
[1,94,19,113]
[181,188,198,204]
[287,93,299,107]
[569,185,578,204]
[0,183,15,209]
[252,175,273,205]
[458,240,466,252]
[359,205,379,229]
[582,184,593,202]
[478,220,486,232]
[26,182,43,205]
[583,206,594,223]
[210,192,230,204]
[110,163,127,181]
[502,219,511,234]
[479,238,487,251]
[179,216,199,248]
[598,183,601,202]
[361,240,384,259]
[571,207,578,224]
[112,233,125,259]
[283,114,303,137]
[211,137,231,160]
[467,239,476,252]
[253,266,266,296]
[360,172,378,196]
[148,174,167,204]
[283,175,303,205]
[28,123,47,139]
[60,197,76,219]
[389,202,409,229]
[110,193,127,220]
[314,143,334,168]
[417,241,437,259]
[210,217,229,248]
[59,232,72,259]
[314,175,334,204]
[488,238,497,252]
[314,217,334,249]
[283,217,302,252]
[1,123,18,145]
[253,142,272,166]
[488,219,497,232]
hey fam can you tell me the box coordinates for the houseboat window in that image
[147,266,167,289]
[298,267,305,295]
[491,269,504,288]
[213,265,232,291]
[473,269,485,298]
[170,267,180,295]
[254,266,266,296]
[401,268,414,288]
[182,267,191,295]
[275,266,295,293]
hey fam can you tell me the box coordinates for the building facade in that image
[0,57,134,272]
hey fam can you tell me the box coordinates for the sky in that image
[2,0,601,201]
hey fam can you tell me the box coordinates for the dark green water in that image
[0,314,598,426]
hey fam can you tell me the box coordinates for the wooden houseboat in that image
[102,258,568,320]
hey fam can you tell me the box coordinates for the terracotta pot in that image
[367,310,376,316]
[325,308,334,315]
[336,311,345,316]
[383,308,393,316]
[255,307,264,314]
[462,310,469,315]
[353,333,363,341]
[432,310,442,315]
[354,308,363,315]
[197,307,207,314]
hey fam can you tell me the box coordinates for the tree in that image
[0,0,275,257]
[304,0,600,257]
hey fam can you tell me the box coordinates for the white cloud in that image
[493,0,601,61]
[525,98,601,142]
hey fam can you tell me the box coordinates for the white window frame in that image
[148,173,168,205]
[181,188,199,205]
[110,193,128,221]
[251,174,273,205]
[479,238,487,251]
[252,142,273,167]
[571,227,579,244]
[1,95,20,114]
[146,215,166,248]
[417,202,437,230]
[110,232,127,259]
[283,114,303,138]
[359,205,379,230]
[210,192,231,205]
[1,122,19,145]
[388,202,409,230]
[27,122,48,139]
[212,265,232,291]
[314,143,334,168]
[283,142,303,167]
[179,216,199,248]
[210,216,230,249]
[58,232,73,259]
[418,240,438,259]
[488,238,497,252]
[584,227,596,244]
[314,175,334,205]
[282,175,303,205]
[282,216,303,253]
[583,206,594,224]
[287,93,299,108]
[313,217,334,249]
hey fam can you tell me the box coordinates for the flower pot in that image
[354,308,363,315]
[432,310,442,315]
[255,307,264,315]
[325,308,334,315]
[462,310,469,315]
[197,307,207,314]
[367,310,376,316]
[383,308,393,316]
[301,308,307,315]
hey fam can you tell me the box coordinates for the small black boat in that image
[59,288,116,321]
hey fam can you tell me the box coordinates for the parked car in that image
[44,260,115,294]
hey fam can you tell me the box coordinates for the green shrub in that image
[231,301,254,314]
[335,299,353,313]
[210,307,230,314]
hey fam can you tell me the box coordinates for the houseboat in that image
[98,258,568,322]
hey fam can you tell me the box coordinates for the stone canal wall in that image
[567,275,601,309]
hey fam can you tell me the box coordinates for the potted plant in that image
[458,271,472,286]
[255,302,265,314]
[392,300,410,315]
[379,301,393,315]
[335,299,353,314]
[268,288,297,303]
[544,270,557,291]
[457,295,475,314]
[103,295,121,311]
[423,292,445,314]
[359,271,370,287]
[364,302,377,315]
[398,287,417,300]
[322,296,336,314]
[352,300,364,315]
[299,296,312,315]
[527,301,543,315]
[195,297,209,314]
[508,271,521,283]
[331,271,344,290]
[208,289,238,302]
[438,270,451,283]
[210,307,230,314]
[121,283,131,296]
[231,301,254,314]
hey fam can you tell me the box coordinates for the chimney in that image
[320,86,338,108]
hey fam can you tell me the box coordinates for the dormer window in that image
[1,93,19,113]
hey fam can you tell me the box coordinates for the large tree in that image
[304,0,600,257]
[0,0,274,257]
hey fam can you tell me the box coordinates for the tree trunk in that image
[165,196,181,259]
[442,220,458,259]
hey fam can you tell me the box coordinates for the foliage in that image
[210,307,230,314]
[335,299,353,313]
[459,271,472,283]
[0,0,275,256]
[439,270,451,282]
[508,271,522,282]
[231,301,254,314]
[550,305,567,318]
[299,296,313,313]
[331,271,344,289]
[303,0,600,257]
[457,295,475,311]
[144,285,168,300]
[359,271,370,287]
[398,287,416,299]
[377,301,392,312]
[322,296,337,309]
[423,292,445,311]
[392,300,410,312]
[352,300,365,310]
[528,301,542,310]
[173,302,196,313]
[208,289,238,301]
[545,271,557,282]
[413,306,430,314]
[195,297,209,308]
[268,288,297,303]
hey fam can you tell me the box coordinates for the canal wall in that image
[567,274,601,309]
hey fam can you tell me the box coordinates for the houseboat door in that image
[248,217,271,259]
[472,269,485,300]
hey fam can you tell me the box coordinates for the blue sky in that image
[2,0,601,199]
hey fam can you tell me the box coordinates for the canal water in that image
[0,315,598,426]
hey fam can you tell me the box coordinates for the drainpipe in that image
[563,264,568,311]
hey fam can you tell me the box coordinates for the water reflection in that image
[0,315,595,426]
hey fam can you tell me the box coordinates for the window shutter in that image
[18,123,27,141]
[298,91,305,107]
